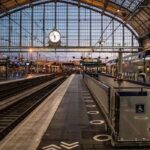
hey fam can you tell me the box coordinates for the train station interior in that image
[0,0,150,150]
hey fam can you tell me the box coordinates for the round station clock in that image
[49,29,61,44]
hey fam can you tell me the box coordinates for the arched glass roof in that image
[0,1,139,59]
[0,0,150,37]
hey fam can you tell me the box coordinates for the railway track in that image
[0,73,58,100]
[0,76,66,140]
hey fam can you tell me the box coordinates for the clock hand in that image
[53,32,56,39]
[52,32,55,39]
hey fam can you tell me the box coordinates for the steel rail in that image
[0,76,66,140]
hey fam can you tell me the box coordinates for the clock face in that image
[49,30,61,43]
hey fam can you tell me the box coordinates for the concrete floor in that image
[38,75,113,150]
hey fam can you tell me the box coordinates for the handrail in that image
[85,74,109,90]
[84,74,116,135]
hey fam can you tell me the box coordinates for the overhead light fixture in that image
[116,9,120,13]
[99,41,104,45]
[29,48,33,53]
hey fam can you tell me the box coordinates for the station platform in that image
[0,74,114,150]
[37,75,112,150]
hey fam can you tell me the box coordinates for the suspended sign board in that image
[81,61,98,67]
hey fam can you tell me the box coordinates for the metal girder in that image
[0,2,9,14]
[14,0,20,6]
[0,50,138,53]
[99,0,126,43]
[0,45,141,50]
[28,0,33,7]
[101,0,110,15]
[123,1,150,35]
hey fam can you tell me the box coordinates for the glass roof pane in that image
[110,0,144,11]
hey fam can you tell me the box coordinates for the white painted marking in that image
[87,111,99,114]
[60,144,79,149]
[134,116,149,120]
[43,148,58,150]
[84,100,93,103]
[60,142,79,149]
[42,144,61,150]
[60,142,79,146]
[86,104,96,108]
[93,134,111,142]
[90,120,104,125]
[84,96,92,99]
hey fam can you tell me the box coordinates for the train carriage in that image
[106,51,150,83]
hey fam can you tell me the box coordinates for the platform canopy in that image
[0,0,150,38]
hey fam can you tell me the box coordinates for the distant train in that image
[105,51,150,83]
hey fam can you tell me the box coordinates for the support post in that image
[78,5,80,47]
[143,55,146,73]
[6,59,8,79]
[20,10,22,47]
[36,52,39,74]
[90,10,92,47]
[66,3,68,46]
[55,1,57,28]
[43,4,45,47]
[8,15,11,47]
[118,48,122,74]
[31,6,34,47]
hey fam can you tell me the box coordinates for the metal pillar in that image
[55,2,57,28]
[143,55,146,73]
[101,14,103,43]
[20,10,22,47]
[36,51,39,73]
[66,3,68,46]
[112,19,114,52]
[78,6,80,47]
[31,6,34,47]
[118,48,123,74]
[132,34,134,53]
[123,24,125,47]
[5,59,8,79]
[8,15,11,47]
[97,58,99,73]
[90,9,92,47]
[43,4,45,47]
